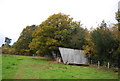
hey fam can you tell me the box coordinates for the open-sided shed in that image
[59,47,88,65]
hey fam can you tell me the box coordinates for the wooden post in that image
[108,62,110,69]
[98,61,100,68]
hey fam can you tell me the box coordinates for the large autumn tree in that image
[29,13,85,56]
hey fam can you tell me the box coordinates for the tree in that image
[109,24,120,67]
[2,37,12,54]
[2,44,10,54]
[13,25,37,55]
[5,37,12,44]
[83,29,95,62]
[90,22,119,66]
[69,22,86,49]
[29,13,83,56]
[83,20,119,67]
[115,9,120,67]
[115,11,120,31]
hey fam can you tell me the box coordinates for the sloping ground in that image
[2,54,118,79]
[0,54,2,80]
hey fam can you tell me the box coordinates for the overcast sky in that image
[0,0,119,46]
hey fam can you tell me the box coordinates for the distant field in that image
[2,54,118,79]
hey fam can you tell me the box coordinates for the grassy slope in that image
[2,54,118,79]
[0,54,2,80]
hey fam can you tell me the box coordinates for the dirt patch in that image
[14,63,25,79]
[16,59,24,60]
[58,66,68,69]
[49,61,63,64]
[49,61,58,64]
[30,64,53,69]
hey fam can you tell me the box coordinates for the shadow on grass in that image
[31,57,51,61]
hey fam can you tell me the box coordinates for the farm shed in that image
[59,47,88,65]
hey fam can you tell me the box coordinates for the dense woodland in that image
[2,12,120,68]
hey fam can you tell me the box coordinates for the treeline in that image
[2,13,119,67]
[13,13,86,56]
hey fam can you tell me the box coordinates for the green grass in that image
[2,54,118,79]
[0,54,2,80]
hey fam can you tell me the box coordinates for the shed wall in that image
[59,47,88,64]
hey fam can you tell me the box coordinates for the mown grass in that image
[2,54,118,79]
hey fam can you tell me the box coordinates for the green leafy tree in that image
[90,22,119,66]
[69,22,86,49]
[2,37,12,54]
[109,24,120,67]
[13,25,37,55]
[29,13,83,56]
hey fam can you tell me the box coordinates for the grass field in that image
[0,54,2,80]
[2,54,118,79]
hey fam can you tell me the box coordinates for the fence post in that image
[98,61,100,68]
[108,62,110,69]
